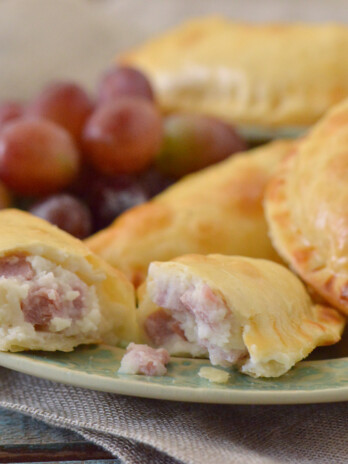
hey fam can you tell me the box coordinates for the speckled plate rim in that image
[1,346,348,405]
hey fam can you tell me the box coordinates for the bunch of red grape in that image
[0,66,247,238]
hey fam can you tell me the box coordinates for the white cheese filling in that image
[148,274,248,368]
[0,255,101,344]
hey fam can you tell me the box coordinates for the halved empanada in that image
[120,17,348,138]
[141,254,344,378]
[86,140,293,286]
[0,209,138,352]
[265,99,348,314]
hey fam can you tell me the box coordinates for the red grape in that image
[0,119,80,195]
[88,175,148,230]
[67,164,98,201]
[30,194,92,239]
[156,114,247,177]
[98,66,154,104]
[26,81,93,141]
[82,98,163,175]
[137,167,174,198]
[0,102,23,129]
[0,181,11,209]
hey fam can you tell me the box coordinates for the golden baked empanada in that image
[265,99,348,314]
[0,209,138,352]
[86,140,293,286]
[120,17,348,138]
[140,254,344,378]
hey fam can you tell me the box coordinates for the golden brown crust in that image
[0,209,138,345]
[86,140,293,285]
[120,17,348,131]
[144,255,345,377]
[265,99,348,314]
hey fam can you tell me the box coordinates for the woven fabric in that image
[0,367,347,464]
[1,0,348,101]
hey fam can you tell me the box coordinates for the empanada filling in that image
[148,276,248,367]
[0,254,101,337]
[118,343,170,376]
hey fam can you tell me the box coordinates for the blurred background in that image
[0,0,347,100]
[0,0,346,239]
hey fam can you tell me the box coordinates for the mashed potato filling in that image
[0,254,101,343]
[148,274,248,367]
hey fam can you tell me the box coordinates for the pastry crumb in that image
[198,366,230,384]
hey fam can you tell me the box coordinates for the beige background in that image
[0,0,347,100]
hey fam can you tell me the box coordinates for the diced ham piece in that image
[144,308,186,345]
[21,283,85,331]
[118,343,170,376]
[180,284,227,328]
[22,287,60,330]
[0,254,34,280]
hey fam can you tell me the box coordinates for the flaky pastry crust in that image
[120,17,348,134]
[265,99,348,314]
[143,254,345,377]
[86,140,293,286]
[0,209,138,351]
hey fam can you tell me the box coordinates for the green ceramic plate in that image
[239,125,307,144]
[1,334,348,404]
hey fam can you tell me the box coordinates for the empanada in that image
[265,99,348,314]
[86,140,293,286]
[140,254,344,378]
[0,209,138,352]
[120,17,348,138]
